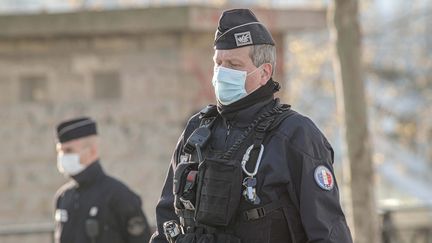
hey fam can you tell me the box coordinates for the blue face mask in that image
[212,66,261,105]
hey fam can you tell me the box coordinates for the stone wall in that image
[0,32,214,226]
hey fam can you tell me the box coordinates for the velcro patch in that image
[127,216,146,236]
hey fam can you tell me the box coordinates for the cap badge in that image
[234,31,253,47]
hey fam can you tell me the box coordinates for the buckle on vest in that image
[244,207,266,220]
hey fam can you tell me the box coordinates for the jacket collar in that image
[72,160,105,188]
[220,97,276,128]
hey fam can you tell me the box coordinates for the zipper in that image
[225,121,231,143]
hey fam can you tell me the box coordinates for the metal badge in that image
[234,31,253,47]
[55,209,68,223]
[163,220,181,243]
[89,206,98,217]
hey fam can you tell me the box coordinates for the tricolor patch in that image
[314,165,334,191]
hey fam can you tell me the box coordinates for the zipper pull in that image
[226,121,231,136]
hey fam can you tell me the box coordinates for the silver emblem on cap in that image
[234,31,253,47]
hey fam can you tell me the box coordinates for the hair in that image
[249,44,277,76]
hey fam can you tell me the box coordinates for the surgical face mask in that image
[57,153,85,176]
[212,66,262,105]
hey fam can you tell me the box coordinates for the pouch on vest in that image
[195,157,243,227]
[175,233,197,243]
[175,233,240,243]
[174,161,199,210]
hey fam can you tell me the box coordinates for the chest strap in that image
[243,195,290,221]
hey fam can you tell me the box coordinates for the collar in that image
[72,160,105,188]
[221,97,277,128]
[217,79,279,127]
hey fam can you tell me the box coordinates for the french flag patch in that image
[314,165,334,191]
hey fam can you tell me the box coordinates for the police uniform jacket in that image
[150,94,352,243]
[54,161,151,243]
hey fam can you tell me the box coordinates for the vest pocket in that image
[195,157,242,227]
[176,233,198,243]
[234,216,271,243]
[176,233,241,243]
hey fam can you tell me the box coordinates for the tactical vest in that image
[171,101,307,243]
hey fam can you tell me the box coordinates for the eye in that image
[63,148,73,153]
[229,61,241,69]
[213,58,221,66]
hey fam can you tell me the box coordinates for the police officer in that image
[150,9,353,243]
[54,117,151,243]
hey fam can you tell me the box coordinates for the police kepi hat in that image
[214,9,275,50]
[56,117,97,143]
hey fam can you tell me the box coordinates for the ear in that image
[89,142,98,158]
[259,63,273,85]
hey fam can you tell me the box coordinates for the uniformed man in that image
[54,117,151,243]
[150,8,353,243]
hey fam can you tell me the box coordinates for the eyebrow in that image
[213,56,244,65]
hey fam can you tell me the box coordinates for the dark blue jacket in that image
[150,98,352,243]
[54,161,151,243]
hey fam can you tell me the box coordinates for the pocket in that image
[176,233,197,243]
[234,216,271,243]
[281,206,307,243]
[177,233,240,243]
[174,162,199,209]
[195,158,243,227]
[214,233,241,243]
[269,209,291,243]
[196,234,215,243]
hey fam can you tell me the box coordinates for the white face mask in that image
[212,65,263,105]
[57,153,85,176]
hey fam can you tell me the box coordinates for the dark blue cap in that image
[214,9,275,50]
[56,117,97,143]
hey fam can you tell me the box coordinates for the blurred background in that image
[0,0,431,242]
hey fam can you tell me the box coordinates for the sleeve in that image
[150,132,185,243]
[112,187,152,243]
[286,130,353,242]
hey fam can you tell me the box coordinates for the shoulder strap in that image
[183,105,218,144]
[221,103,282,160]
[243,104,294,172]
[242,192,307,240]
[199,104,218,119]
[267,104,296,131]
[243,194,290,221]
[182,105,219,155]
